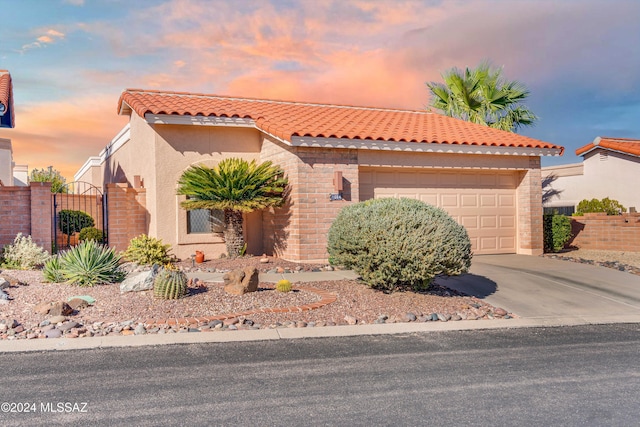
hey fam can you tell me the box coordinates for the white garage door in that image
[359,169,518,255]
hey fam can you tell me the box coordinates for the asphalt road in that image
[1,323,639,426]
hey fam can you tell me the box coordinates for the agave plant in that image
[42,255,65,283]
[59,240,124,286]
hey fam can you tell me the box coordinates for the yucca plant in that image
[59,240,124,286]
[177,158,288,257]
[43,255,65,283]
[154,266,188,299]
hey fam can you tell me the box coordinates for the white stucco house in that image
[542,137,640,213]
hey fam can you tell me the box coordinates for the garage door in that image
[359,169,518,254]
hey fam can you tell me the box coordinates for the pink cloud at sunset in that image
[0,0,639,181]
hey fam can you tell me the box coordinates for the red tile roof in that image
[0,70,14,128]
[576,137,640,158]
[118,89,563,153]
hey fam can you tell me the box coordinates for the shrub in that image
[575,197,626,216]
[43,256,65,283]
[58,209,95,235]
[79,227,105,243]
[154,266,188,299]
[543,214,573,253]
[1,233,50,269]
[327,198,472,291]
[275,279,292,293]
[123,234,172,265]
[57,240,124,286]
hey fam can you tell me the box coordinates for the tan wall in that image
[0,185,32,247]
[516,157,544,255]
[0,138,13,186]
[570,213,640,251]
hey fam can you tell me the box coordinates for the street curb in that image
[1,315,639,353]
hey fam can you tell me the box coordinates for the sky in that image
[1,0,639,180]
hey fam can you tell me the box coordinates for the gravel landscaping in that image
[543,249,640,275]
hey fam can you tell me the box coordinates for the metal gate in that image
[52,181,108,253]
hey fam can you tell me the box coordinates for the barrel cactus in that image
[275,279,292,293]
[154,267,188,299]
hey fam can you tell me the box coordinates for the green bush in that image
[327,198,472,291]
[575,197,626,216]
[123,234,172,265]
[43,256,65,283]
[1,233,50,269]
[53,240,124,286]
[58,210,95,235]
[79,227,105,243]
[543,214,573,253]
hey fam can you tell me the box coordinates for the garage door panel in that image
[360,169,518,255]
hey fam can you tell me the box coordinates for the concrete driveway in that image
[438,255,640,323]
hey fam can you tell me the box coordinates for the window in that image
[187,209,225,234]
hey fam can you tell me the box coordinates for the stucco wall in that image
[0,138,13,186]
[543,150,640,211]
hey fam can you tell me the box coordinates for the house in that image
[0,70,14,129]
[75,89,563,261]
[542,137,640,214]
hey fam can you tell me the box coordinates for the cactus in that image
[154,267,188,299]
[275,279,292,293]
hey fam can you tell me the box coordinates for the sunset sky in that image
[1,0,639,180]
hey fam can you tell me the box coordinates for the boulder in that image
[223,267,259,295]
[120,264,160,293]
[0,277,9,290]
[67,298,89,310]
[34,301,54,315]
[48,301,74,317]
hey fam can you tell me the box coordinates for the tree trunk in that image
[223,209,245,258]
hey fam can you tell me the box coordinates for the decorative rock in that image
[259,256,270,264]
[242,319,254,326]
[45,328,62,339]
[494,307,508,317]
[208,320,223,328]
[228,325,238,330]
[67,298,89,310]
[223,267,259,295]
[223,317,240,326]
[12,325,24,333]
[344,315,358,325]
[451,314,462,321]
[296,321,307,328]
[49,315,67,324]
[0,290,8,300]
[187,328,200,332]
[275,267,285,274]
[120,264,160,293]
[437,313,451,322]
[295,266,303,272]
[134,324,147,335]
[430,313,439,321]
[325,265,334,271]
[0,277,9,289]
[49,301,73,317]
[39,320,51,327]
[58,321,79,332]
[121,330,135,336]
[404,312,417,322]
[34,301,54,315]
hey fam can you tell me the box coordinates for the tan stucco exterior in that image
[78,110,549,261]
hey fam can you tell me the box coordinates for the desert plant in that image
[1,233,50,269]
[29,167,67,193]
[58,210,95,246]
[327,198,472,291]
[575,197,626,216]
[42,256,65,283]
[79,227,105,243]
[58,240,124,286]
[123,234,172,265]
[177,158,288,257]
[154,266,188,299]
[543,213,573,253]
[275,279,292,293]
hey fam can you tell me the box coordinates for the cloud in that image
[21,29,66,53]
[63,0,85,5]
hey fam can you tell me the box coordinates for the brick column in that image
[516,158,543,255]
[29,182,53,252]
[106,183,148,251]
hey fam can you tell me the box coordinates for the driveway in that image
[438,255,640,322]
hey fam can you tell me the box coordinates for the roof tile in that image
[118,89,563,153]
[0,70,14,128]
[576,137,640,158]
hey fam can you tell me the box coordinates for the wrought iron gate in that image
[52,181,108,253]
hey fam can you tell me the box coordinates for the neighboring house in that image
[542,137,640,214]
[75,89,563,261]
[0,71,26,186]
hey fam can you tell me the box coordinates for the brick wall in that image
[105,183,148,251]
[570,212,640,251]
[0,185,34,247]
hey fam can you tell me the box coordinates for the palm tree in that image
[426,61,537,132]
[177,158,288,257]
